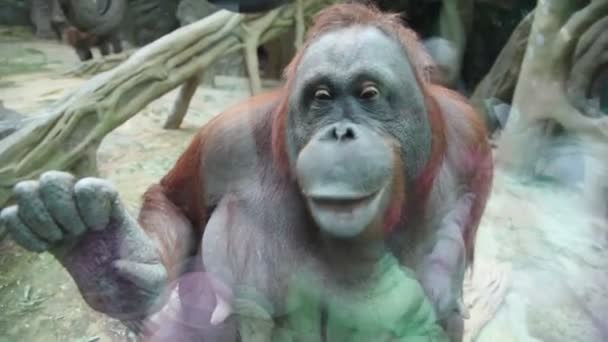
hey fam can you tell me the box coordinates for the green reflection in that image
[235,253,449,341]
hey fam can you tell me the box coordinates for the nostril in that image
[332,125,356,141]
[344,127,356,140]
[332,126,343,140]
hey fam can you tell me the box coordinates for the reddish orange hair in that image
[270,3,446,235]
[271,2,443,186]
[284,2,434,86]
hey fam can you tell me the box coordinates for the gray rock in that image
[30,0,58,39]
[119,0,180,46]
[0,0,31,26]
[176,0,219,26]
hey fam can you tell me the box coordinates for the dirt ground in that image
[0,28,256,342]
[1,27,607,342]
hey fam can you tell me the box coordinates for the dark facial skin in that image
[287,26,433,238]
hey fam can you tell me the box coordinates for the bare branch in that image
[573,16,608,61]
[471,11,533,108]
[562,0,608,38]
[0,10,247,205]
[0,1,338,205]
[555,1,608,62]
[496,2,608,173]
[163,0,336,129]
[62,52,133,77]
[295,0,305,50]
[567,20,608,118]
[437,0,472,85]
[163,73,203,129]
[552,106,608,141]
[239,9,282,95]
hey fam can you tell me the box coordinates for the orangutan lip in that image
[308,193,377,212]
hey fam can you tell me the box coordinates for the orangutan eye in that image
[360,84,380,99]
[314,88,332,100]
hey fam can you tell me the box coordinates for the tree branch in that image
[496,0,608,174]
[163,72,203,129]
[471,11,533,111]
[437,0,473,86]
[62,52,133,77]
[239,9,282,95]
[554,0,608,64]
[565,14,608,118]
[551,106,608,140]
[163,0,335,129]
[0,1,337,206]
[295,0,305,50]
